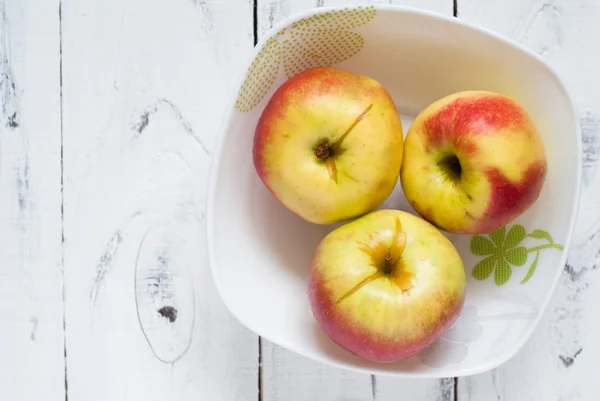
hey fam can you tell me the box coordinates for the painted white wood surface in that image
[2,0,598,400]
[257,0,453,39]
[61,0,258,400]
[0,0,65,400]
[456,1,600,400]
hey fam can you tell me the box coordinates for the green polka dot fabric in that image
[234,6,376,112]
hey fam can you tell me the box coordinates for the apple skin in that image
[400,90,548,235]
[253,67,404,225]
[307,209,466,363]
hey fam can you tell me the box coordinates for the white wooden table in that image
[1,0,597,400]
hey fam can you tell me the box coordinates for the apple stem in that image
[316,142,331,159]
[383,253,393,275]
[314,104,372,184]
[331,103,373,150]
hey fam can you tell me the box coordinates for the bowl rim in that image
[206,4,583,378]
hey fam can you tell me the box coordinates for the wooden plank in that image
[0,0,65,400]
[61,0,258,400]
[457,0,600,400]
[374,377,455,401]
[262,343,373,401]
[256,1,456,400]
[258,0,453,38]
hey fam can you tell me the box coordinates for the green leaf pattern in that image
[527,229,554,243]
[234,6,376,112]
[472,255,497,280]
[234,37,282,112]
[489,226,505,246]
[495,258,511,286]
[470,224,563,286]
[470,235,495,256]
[504,225,526,249]
[505,247,527,266]
[520,250,540,284]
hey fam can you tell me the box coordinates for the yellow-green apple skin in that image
[307,209,466,363]
[253,67,404,225]
[400,90,547,235]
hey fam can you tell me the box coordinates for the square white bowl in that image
[207,5,581,377]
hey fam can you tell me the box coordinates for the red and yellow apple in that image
[253,67,404,225]
[307,209,466,363]
[400,90,547,234]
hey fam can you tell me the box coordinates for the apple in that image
[307,209,466,363]
[253,67,404,225]
[400,90,547,234]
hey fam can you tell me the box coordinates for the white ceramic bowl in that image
[207,5,581,377]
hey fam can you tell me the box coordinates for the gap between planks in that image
[253,0,258,45]
[59,0,68,400]
[258,337,263,401]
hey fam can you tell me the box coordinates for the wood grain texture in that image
[257,0,453,37]
[0,0,65,400]
[256,1,457,400]
[457,1,600,400]
[374,376,455,401]
[61,0,258,400]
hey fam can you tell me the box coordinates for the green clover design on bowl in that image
[470,224,563,286]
